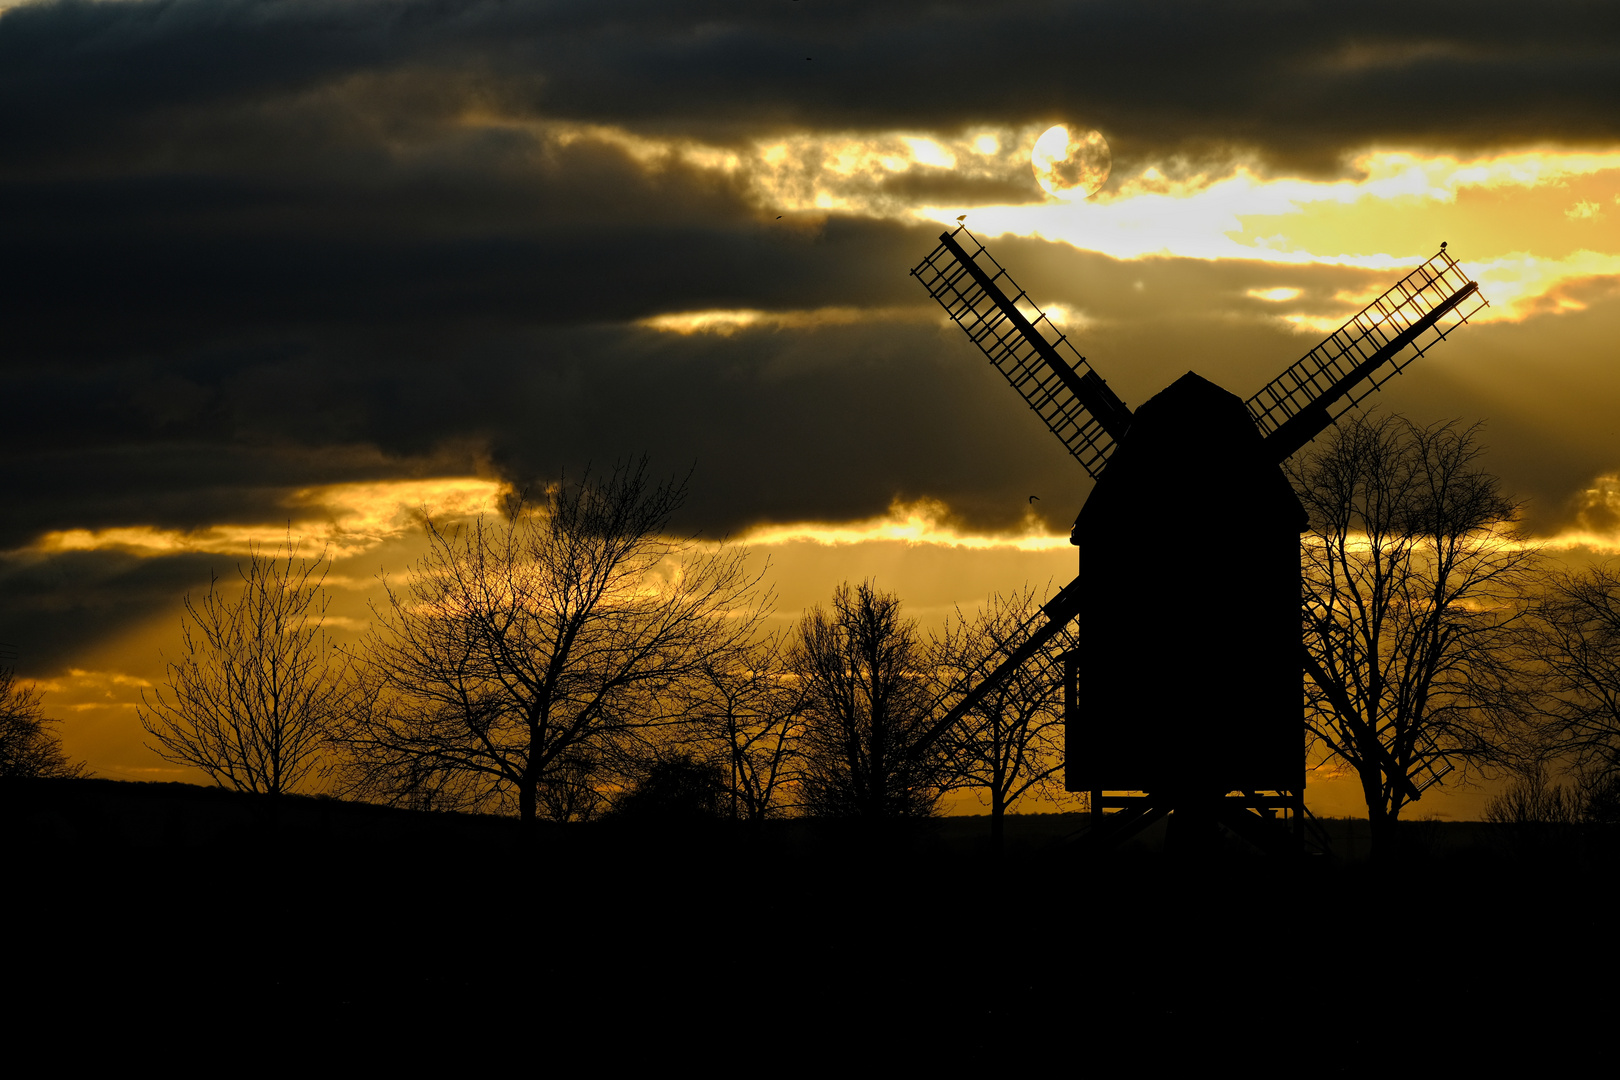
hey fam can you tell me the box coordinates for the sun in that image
[1032,125,1111,200]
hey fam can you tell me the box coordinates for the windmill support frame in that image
[1086,791,1308,855]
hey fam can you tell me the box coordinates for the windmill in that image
[909,226,1488,852]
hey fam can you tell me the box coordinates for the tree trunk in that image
[518,778,537,832]
[1367,806,1398,860]
[265,785,283,835]
[1358,743,1397,860]
[1360,767,1399,861]
[989,785,1006,862]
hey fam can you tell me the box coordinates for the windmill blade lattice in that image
[912,228,1132,480]
[1249,247,1487,459]
[1393,726,1454,797]
[911,578,1082,761]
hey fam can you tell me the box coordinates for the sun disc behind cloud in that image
[1032,125,1112,200]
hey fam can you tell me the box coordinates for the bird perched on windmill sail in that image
[908,226,1486,849]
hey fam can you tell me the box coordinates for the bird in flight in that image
[1028,495,1040,504]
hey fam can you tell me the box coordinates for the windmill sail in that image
[1250,247,1487,461]
[912,227,1132,480]
[1405,730,1454,797]
[909,577,1082,761]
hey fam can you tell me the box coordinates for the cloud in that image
[1575,475,1620,533]
[25,476,506,557]
[6,195,1599,550]
[0,548,214,670]
[637,305,930,336]
[5,0,1620,678]
[740,497,1071,552]
[8,0,1620,174]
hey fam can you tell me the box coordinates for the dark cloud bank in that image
[7,0,1620,167]
[3,0,1616,661]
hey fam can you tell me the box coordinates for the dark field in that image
[6,779,1615,1070]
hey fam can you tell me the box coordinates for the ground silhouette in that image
[6,778,1616,1069]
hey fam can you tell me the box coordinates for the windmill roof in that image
[1073,371,1306,543]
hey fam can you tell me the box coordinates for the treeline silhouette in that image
[117,460,1077,856]
[11,430,1620,865]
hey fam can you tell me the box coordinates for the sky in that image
[5,0,1620,818]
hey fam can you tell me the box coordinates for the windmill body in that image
[910,227,1487,849]
[1070,372,1304,795]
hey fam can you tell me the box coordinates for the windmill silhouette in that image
[909,226,1488,852]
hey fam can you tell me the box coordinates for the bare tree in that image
[933,586,1073,856]
[0,666,86,779]
[610,753,728,822]
[1483,760,1587,861]
[684,633,802,824]
[341,460,766,828]
[1484,761,1583,827]
[791,581,941,819]
[538,750,607,824]
[1534,565,1620,795]
[1291,415,1542,853]
[140,540,348,796]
